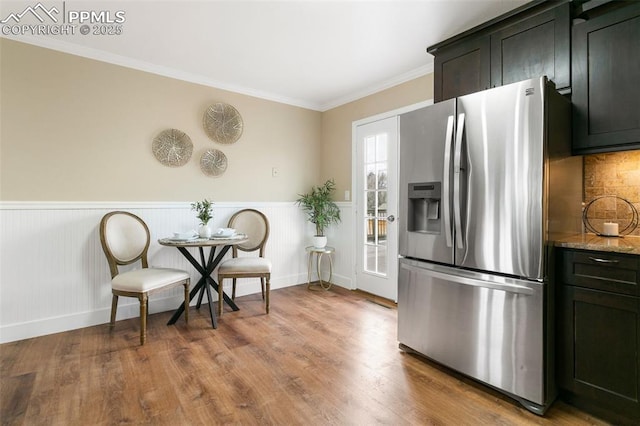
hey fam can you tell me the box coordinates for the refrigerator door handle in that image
[453,113,465,249]
[442,115,455,248]
[400,261,535,296]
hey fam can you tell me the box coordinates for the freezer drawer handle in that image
[400,262,534,296]
[588,256,619,264]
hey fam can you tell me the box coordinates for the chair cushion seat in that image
[112,268,189,292]
[218,257,272,274]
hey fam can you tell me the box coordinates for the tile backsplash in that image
[583,150,640,236]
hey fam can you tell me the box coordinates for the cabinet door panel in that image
[491,4,570,90]
[586,14,640,135]
[573,289,638,400]
[572,3,640,153]
[558,284,640,420]
[433,36,490,102]
[498,21,555,86]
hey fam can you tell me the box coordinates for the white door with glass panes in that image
[355,117,398,301]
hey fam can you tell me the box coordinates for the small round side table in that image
[306,246,335,290]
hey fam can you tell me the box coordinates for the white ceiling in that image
[1,0,529,111]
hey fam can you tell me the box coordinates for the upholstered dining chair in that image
[217,209,272,316]
[99,211,190,345]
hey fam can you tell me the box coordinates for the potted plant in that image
[191,198,214,238]
[296,179,341,248]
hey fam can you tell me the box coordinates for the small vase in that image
[198,222,212,238]
[312,235,327,248]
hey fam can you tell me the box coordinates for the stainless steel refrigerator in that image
[397,77,582,414]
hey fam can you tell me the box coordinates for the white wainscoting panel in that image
[0,201,354,343]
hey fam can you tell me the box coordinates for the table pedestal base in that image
[167,245,239,328]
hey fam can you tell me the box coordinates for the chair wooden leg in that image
[139,294,148,345]
[184,282,189,323]
[218,278,224,317]
[265,277,270,314]
[232,278,237,300]
[260,278,265,300]
[110,294,118,327]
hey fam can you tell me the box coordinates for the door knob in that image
[387,215,395,222]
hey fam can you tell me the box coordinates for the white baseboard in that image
[0,272,354,343]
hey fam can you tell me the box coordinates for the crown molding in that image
[318,63,434,111]
[2,34,434,113]
[1,34,322,110]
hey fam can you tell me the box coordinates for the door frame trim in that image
[350,99,434,295]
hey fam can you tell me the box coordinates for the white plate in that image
[209,234,235,239]
[210,233,246,240]
[167,236,198,242]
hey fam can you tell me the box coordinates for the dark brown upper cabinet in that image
[429,1,571,103]
[572,2,640,154]
[490,3,570,92]
[432,36,490,103]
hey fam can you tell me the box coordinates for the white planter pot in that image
[312,235,327,248]
[198,223,212,238]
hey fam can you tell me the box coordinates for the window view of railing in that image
[366,169,387,242]
[366,212,387,242]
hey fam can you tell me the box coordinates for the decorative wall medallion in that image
[203,103,243,144]
[200,149,228,177]
[582,195,640,236]
[152,129,193,167]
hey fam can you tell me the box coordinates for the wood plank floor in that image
[1,284,608,425]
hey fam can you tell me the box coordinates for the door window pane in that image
[377,245,387,275]
[366,192,376,217]
[365,136,376,163]
[376,134,387,162]
[365,164,376,190]
[365,245,377,272]
[365,218,374,243]
[377,167,387,189]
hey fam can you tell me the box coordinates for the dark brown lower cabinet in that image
[557,249,640,424]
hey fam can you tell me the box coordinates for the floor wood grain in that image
[1,284,608,425]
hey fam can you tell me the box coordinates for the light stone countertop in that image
[555,233,640,256]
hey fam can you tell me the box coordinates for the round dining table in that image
[159,234,248,329]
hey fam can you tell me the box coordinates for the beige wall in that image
[0,39,321,201]
[1,39,433,202]
[320,74,434,198]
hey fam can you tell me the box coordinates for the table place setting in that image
[159,228,247,243]
[210,227,236,238]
